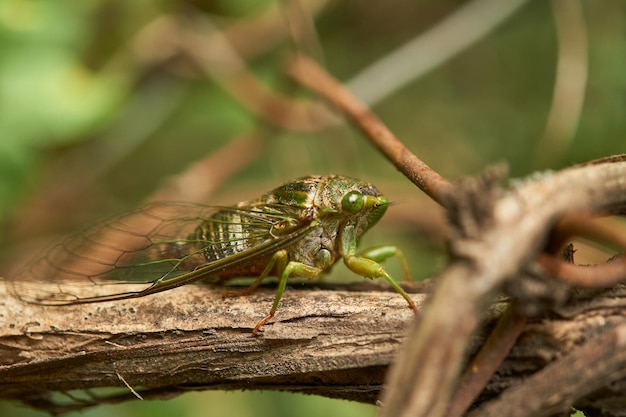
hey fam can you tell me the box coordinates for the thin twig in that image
[116,372,144,401]
[548,214,626,253]
[176,17,338,132]
[539,213,626,288]
[287,54,454,204]
[222,0,330,60]
[540,253,626,288]
[284,0,326,64]
[445,306,527,417]
[468,321,626,417]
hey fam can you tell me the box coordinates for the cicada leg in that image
[340,225,417,312]
[252,249,322,334]
[356,245,412,283]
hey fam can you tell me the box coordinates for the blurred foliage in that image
[0,0,624,416]
[1,390,376,417]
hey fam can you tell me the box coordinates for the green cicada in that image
[10,175,416,333]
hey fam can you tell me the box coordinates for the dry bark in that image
[0,280,427,413]
[2,277,626,416]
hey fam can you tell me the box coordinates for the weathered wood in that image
[0,280,427,412]
[3,277,626,415]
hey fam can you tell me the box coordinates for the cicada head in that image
[294,175,389,240]
[337,180,389,237]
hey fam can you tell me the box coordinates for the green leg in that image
[340,225,417,312]
[357,245,412,283]
[343,255,417,311]
[253,251,322,334]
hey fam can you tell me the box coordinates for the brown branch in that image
[445,305,527,417]
[6,278,626,416]
[177,19,338,132]
[286,54,454,205]
[469,320,626,417]
[380,160,626,417]
[0,280,426,412]
[221,0,330,60]
[547,213,626,253]
[280,52,626,416]
[540,253,626,288]
[537,214,626,287]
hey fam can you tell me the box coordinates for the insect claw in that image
[252,313,274,334]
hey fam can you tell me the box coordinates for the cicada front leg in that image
[356,245,412,283]
[340,225,417,312]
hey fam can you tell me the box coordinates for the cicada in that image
[9,175,416,333]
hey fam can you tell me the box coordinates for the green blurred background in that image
[0,0,623,416]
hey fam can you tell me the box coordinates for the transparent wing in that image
[8,202,314,305]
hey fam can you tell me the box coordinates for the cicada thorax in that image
[260,175,384,270]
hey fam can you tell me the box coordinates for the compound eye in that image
[342,191,364,213]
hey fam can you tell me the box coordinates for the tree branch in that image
[381,160,626,417]
[0,280,428,412]
[4,276,626,416]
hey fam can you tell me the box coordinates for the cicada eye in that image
[342,191,364,213]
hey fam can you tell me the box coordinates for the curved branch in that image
[287,54,454,204]
[5,279,626,416]
[380,160,626,417]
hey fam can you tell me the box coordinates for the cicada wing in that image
[8,202,314,305]
[8,203,212,304]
